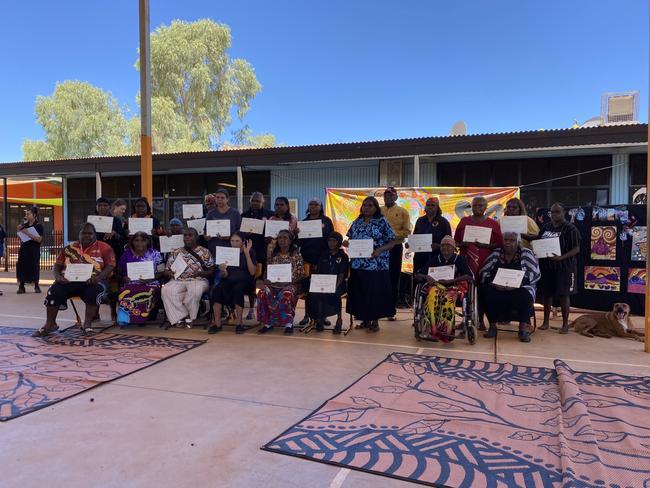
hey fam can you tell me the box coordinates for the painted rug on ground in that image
[264,352,650,488]
[0,326,204,421]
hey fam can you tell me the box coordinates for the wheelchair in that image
[412,278,479,345]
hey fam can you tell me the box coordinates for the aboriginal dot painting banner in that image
[325,186,520,237]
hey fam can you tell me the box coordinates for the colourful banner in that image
[326,186,520,235]
[325,186,520,272]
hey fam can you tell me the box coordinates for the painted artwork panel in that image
[627,268,647,294]
[631,226,647,262]
[590,226,616,260]
[584,266,620,292]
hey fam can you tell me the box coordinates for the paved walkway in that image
[0,279,648,488]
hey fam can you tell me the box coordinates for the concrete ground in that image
[0,276,649,488]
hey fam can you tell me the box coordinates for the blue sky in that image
[0,0,647,162]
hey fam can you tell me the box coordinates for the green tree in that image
[221,125,278,150]
[23,81,128,160]
[134,19,262,149]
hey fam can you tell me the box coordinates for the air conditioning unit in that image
[601,91,639,124]
[379,159,402,186]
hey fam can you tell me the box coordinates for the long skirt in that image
[346,269,395,321]
[256,285,298,327]
[117,282,161,325]
[481,285,533,324]
[307,283,347,320]
[420,283,462,342]
[16,241,41,284]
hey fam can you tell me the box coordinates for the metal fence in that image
[2,231,64,272]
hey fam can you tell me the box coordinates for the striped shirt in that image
[479,247,541,300]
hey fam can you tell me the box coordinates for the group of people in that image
[22,187,580,345]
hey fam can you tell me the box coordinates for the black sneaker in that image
[284,326,293,335]
[298,317,309,326]
[258,326,273,334]
[316,321,325,332]
[207,325,222,334]
[484,327,497,339]
[519,330,531,343]
[235,325,245,334]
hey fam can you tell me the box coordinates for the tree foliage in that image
[23,19,270,160]
[23,81,128,160]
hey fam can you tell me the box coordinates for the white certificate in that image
[298,220,323,239]
[265,219,290,238]
[240,217,265,235]
[182,204,204,220]
[129,217,153,235]
[532,237,562,259]
[428,265,455,281]
[309,274,337,293]
[463,225,492,244]
[170,254,188,278]
[500,216,528,235]
[267,263,292,283]
[18,226,40,242]
[206,219,230,237]
[87,215,113,234]
[348,239,374,258]
[159,234,184,253]
[408,234,433,253]
[492,268,525,288]
[64,263,94,282]
[127,261,155,280]
[187,218,206,236]
[215,247,240,266]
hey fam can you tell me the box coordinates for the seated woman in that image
[116,232,164,327]
[257,229,304,335]
[208,232,257,335]
[161,228,214,328]
[479,231,541,342]
[414,236,472,342]
[35,223,116,337]
[307,232,349,334]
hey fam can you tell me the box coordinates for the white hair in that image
[502,230,521,243]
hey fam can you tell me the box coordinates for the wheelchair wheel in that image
[466,323,477,345]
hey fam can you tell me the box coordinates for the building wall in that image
[270,161,379,216]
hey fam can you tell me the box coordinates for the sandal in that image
[80,325,96,336]
[32,324,59,337]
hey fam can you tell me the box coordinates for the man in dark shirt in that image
[536,202,581,334]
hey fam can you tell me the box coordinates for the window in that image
[629,153,647,204]
[493,160,519,186]
[437,163,464,186]
[464,162,491,186]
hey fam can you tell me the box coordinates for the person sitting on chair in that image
[479,231,541,343]
[414,236,472,342]
[257,229,304,335]
[208,232,257,335]
[307,232,349,334]
[161,228,214,328]
[35,223,116,337]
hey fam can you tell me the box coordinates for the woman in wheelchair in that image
[208,232,257,335]
[478,231,541,343]
[413,236,472,342]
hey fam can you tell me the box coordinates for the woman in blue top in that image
[345,196,397,332]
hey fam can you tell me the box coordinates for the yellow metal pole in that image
[139,0,152,203]
[645,121,649,352]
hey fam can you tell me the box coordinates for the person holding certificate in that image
[535,202,581,334]
[161,228,214,328]
[297,198,334,326]
[208,232,257,334]
[479,231,541,342]
[16,206,44,294]
[499,198,539,250]
[93,197,127,258]
[345,196,397,332]
[413,236,472,342]
[410,197,452,278]
[306,232,349,333]
[265,197,298,257]
[34,223,116,337]
[129,198,163,252]
[257,230,304,335]
[116,232,164,326]
[206,188,241,254]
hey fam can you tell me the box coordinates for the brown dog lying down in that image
[571,303,645,342]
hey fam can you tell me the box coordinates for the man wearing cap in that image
[381,187,411,316]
